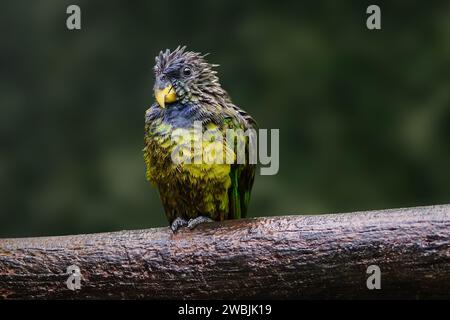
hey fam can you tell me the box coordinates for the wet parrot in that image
[143,46,257,231]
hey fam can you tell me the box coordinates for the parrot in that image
[143,46,257,231]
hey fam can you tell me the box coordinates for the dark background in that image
[1,0,449,237]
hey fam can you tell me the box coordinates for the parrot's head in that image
[153,46,227,108]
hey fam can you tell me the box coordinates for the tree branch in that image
[1,204,450,299]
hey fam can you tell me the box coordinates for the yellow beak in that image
[155,85,177,109]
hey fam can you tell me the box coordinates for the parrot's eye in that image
[182,67,192,77]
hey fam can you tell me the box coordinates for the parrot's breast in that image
[144,111,234,220]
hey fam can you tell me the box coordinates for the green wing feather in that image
[225,112,257,220]
[228,164,255,219]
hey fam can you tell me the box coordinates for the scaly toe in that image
[171,217,188,232]
[187,216,214,229]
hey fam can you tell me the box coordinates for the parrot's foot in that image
[170,217,188,232]
[187,216,214,229]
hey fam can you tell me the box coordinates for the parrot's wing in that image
[225,108,257,220]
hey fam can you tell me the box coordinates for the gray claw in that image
[187,216,214,229]
[171,217,188,232]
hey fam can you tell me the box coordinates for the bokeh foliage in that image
[1,0,449,237]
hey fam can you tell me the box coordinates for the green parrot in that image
[144,46,257,231]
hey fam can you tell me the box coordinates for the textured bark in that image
[0,204,449,299]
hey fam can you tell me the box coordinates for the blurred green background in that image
[1,0,449,237]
